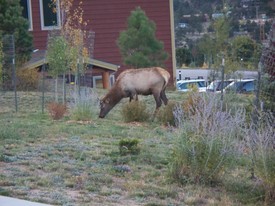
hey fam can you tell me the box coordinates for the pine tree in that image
[117,7,168,69]
[0,0,33,63]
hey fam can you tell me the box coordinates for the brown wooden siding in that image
[30,0,174,82]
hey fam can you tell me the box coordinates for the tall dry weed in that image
[170,93,246,184]
[69,88,99,121]
[245,111,275,204]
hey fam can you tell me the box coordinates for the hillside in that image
[174,0,274,44]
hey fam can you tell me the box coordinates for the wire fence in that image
[0,21,274,114]
[0,31,97,114]
[259,18,275,112]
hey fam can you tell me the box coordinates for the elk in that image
[99,67,170,118]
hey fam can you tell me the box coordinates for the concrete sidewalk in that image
[0,196,52,206]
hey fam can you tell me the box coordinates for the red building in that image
[21,0,176,88]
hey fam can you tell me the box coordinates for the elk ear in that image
[105,98,110,104]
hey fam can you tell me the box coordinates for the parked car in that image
[224,79,256,93]
[207,79,256,94]
[207,79,234,92]
[176,79,207,92]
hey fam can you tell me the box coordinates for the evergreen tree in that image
[0,0,33,63]
[176,47,192,67]
[117,7,168,68]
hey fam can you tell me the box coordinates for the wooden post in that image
[102,71,110,89]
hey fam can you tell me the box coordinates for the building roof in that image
[21,50,119,72]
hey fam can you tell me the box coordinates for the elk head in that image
[99,98,115,118]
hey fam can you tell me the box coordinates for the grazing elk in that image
[99,67,170,118]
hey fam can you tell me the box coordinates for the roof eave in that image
[21,56,119,72]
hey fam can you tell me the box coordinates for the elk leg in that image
[160,90,168,105]
[129,92,138,102]
[129,95,134,102]
[152,92,162,117]
[126,90,136,102]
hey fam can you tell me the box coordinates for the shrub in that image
[119,138,140,155]
[69,88,99,121]
[17,68,39,91]
[261,74,275,113]
[121,100,149,122]
[157,101,178,126]
[245,112,275,204]
[47,102,67,120]
[223,92,254,117]
[0,126,20,140]
[169,132,232,185]
[182,91,203,115]
[169,93,245,185]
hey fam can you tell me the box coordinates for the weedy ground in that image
[0,89,267,206]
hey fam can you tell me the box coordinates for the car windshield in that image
[178,83,188,90]
[208,80,232,91]
[216,80,232,91]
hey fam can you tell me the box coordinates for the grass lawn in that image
[0,89,266,206]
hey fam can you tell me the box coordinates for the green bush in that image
[121,100,149,122]
[261,74,275,113]
[256,149,275,204]
[17,68,39,91]
[0,126,20,140]
[156,101,178,126]
[169,93,244,185]
[245,112,275,204]
[169,132,233,185]
[119,138,140,155]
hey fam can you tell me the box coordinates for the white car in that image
[176,79,207,92]
[207,79,234,92]
[207,79,256,93]
[224,79,256,93]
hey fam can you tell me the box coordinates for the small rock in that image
[113,165,132,173]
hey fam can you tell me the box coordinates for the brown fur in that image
[99,67,170,118]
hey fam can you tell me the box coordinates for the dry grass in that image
[0,90,268,206]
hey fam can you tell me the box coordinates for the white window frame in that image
[93,75,115,88]
[21,0,33,31]
[28,0,33,31]
[39,0,61,30]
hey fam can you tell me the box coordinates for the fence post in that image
[11,35,18,112]
[220,54,225,102]
[42,60,45,113]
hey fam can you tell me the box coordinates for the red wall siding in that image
[83,0,173,74]
[30,0,48,50]
[31,0,173,79]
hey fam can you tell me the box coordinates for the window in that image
[197,81,206,88]
[39,0,60,30]
[20,0,33,30]
[178,83,187,90]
